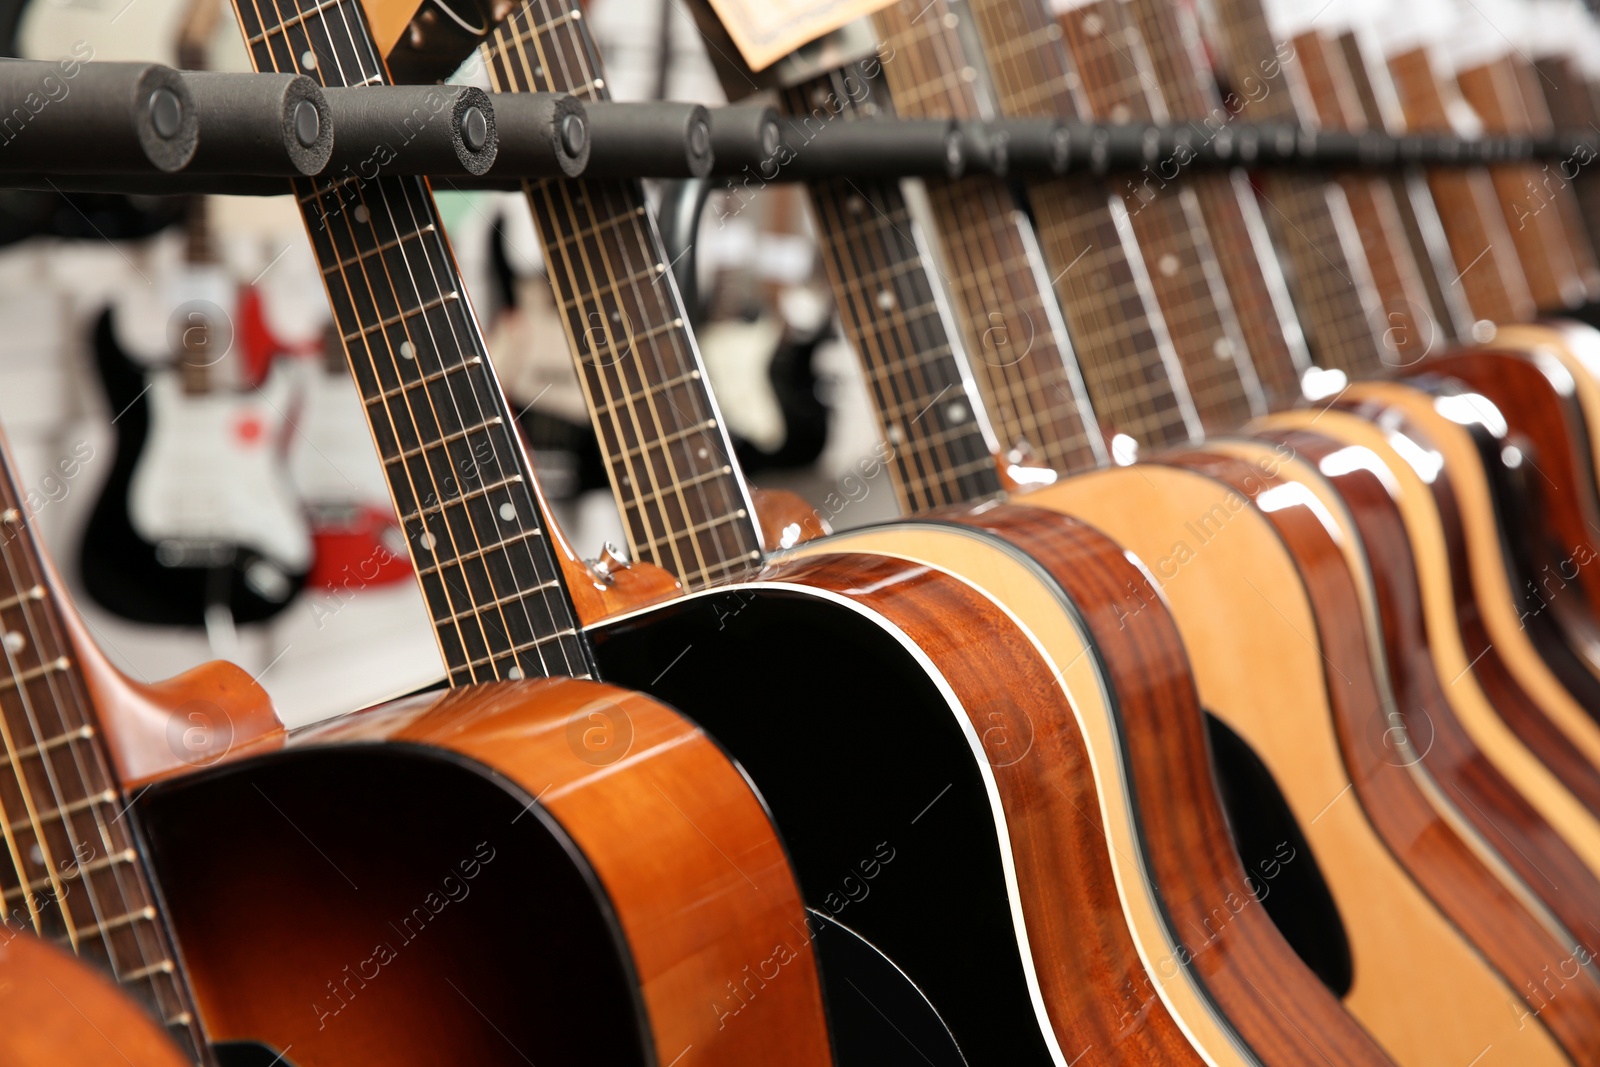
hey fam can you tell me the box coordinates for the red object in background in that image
[305,503,413,592]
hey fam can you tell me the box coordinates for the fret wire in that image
[246,0,591,682]
[0,498,197,1053]
[799,74,1001,511]
[488,0,762,587]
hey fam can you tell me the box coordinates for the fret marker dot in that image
[419,532,436,550]
[28,844,42,866]
[1158,254,1179,277]
[887,425,904,444]
[499,503,517,521]
[947,401,968,424]
[400,341,416,360]
[943,12,959,28]
[353,205,370,224]
[960,66,977,83]
[697,447,709,459]
[1081,13,1103,35]
[2,632,23,654]
[1110,104,1132,123]
[1471,319,1497,343]
[876,290,895,310]
[301,51,316,70]
[0,509,17,525]
[506,665,525,680]
[1213,337,1234,360]
[846,195,866,216]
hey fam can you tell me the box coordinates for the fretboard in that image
[481,0,765,590]
[785,63,1004,512]
[1452,53,1598,311]
[232,0,590,685]
[872,0,1105,474]
[1204,0,1389,380]
[1532,54,1600,272]
[1052,0,1265,432]
[965,0,1199,452]
[1121,0,1311,408]
[0,456,206,1061]
[1333,30,1474,343]
[1384,45,1537,325]
[1291,29,1441,365]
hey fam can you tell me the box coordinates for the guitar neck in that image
[1329,29,1479,341]
[1383,44,1538,324]
[1531,54,1600,268]
[1202,0,1391,381]
[0,453,207,1062]
[1050,0,1268,432]
[230,0,591,686]
[870,0,1106,474]
[1289,28,1445,362]
[1452,52,1600,309]
[963,0,1200,452]
[1117,0,1312,408]
[785,62,1004,513]
[480,0,765,591]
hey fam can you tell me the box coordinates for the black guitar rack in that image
[2,59,1596,194]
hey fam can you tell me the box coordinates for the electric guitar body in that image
[81,307,312,627]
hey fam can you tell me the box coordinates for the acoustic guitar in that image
[0,931,190,1067]
[354,1,1407,1063]
[678,4,1600,1062]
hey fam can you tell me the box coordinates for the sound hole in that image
[1204,713,1354,998]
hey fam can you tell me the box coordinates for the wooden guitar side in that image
[0,933,189,1067]
[1331,383,1600,786]
[1214,432,1600,959]
[1160,446,1600,1060]
[1025,467,1567,1066]
[139,678,833,1067]
[1259,407,1600,873]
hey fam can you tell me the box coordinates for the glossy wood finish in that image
[1258,406,1600,874]
[1161,445,1600,1061]
[1024,465,1568,1066]
[1402,349,1600,689]
[0,932,190,1067]
[146,677,831,1067]
[1226,427,1600,976]
[1328,383,1600,789]
[815,512,1395,1066]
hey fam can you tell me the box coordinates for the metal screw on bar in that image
[561,113,587,156]
[149,88,183,139]
[760,120,780,159]
[689,116,710,158]
[293,99,320,147]
[462,105,489,151]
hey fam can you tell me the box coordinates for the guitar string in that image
[0,489,158,986]
[807,69,982,512]
[495,0,759,587]
[260,0,585,682]
[490,6,727,585]
[832,64,1004,507]
[880,0,1099,472]
[250,0,500,681]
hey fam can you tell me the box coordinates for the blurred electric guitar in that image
[81,201,312,629]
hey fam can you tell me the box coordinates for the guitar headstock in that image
[372,0,521,83]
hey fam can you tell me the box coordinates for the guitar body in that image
[1323,383,1600,789]
[136,678,832,1067]
[1017,467,1569,1065]
[1211,431,1600,969]
[589,543,1393,1066]
[82,308,311,626]
[0,933,190,1067]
